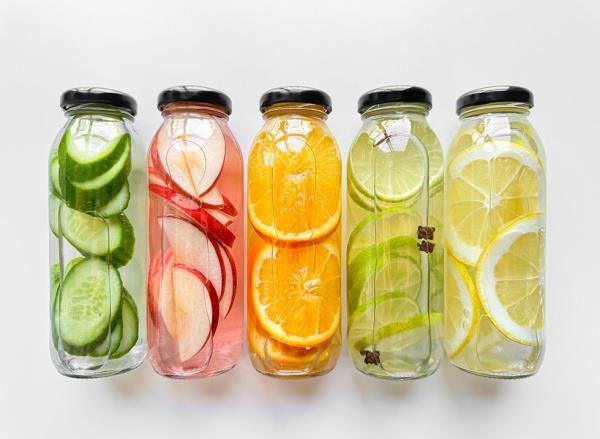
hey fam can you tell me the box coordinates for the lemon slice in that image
[444,256,479,357]
[446,141,543,266]
[475,213,544,346]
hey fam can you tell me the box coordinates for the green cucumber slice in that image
[50,155,62,196]
[49,194,61,236]
[90,318,123,357]
[58,258,123,351]
[96,182,130,217]
[62,132,130,182]
[110,290,139,359]
[59,205,134,267]
[50,257,85,350]
[61,143,131,212]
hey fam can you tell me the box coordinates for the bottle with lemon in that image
[247,87,342,377]
[444,86,546,378]
[347,86,444,379]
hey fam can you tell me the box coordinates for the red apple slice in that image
[221,196,238,216]
[159,215,224,299]
[148,248,174,325]
[207,209,234,227]
[216,243,237,318]
[197,186,224,206]
[168,264,219,362]
[148,166,168,186]
[156,119,225,199]
[151,185,235,247]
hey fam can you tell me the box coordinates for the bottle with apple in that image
[147,86,244,378]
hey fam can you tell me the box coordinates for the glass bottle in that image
[347,86,444,379]
[49,88,146,378]
[147,86,244,378]
[247,87,342,377]
[444,86,546,378]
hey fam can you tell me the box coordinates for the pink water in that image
[147,105,244,378]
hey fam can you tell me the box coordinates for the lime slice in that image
[349,128,427,203]
[347,237,420,313]
[444,255,479,357]
[475,213,544,346]
[351,313,442,371]
[349,292,420,337]
[347,208,420,261]
[446,141,543,266]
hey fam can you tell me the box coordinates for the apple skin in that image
[217,243,237,318]
[150,184,235,247]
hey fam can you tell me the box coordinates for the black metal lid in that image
[157,85,232,114]
[456,86,534,114]
[358,85,432,114]
[259,86,332,114]
[60,87,137,116]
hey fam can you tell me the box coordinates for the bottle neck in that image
[262,103,328,121]
[459,102,531,120]
[161,102,229,120]
[361,102,430,120]
[64,103,134,121]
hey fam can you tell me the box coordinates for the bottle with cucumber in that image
[49,88,145,378]
[346,86,444,379]
[146,86,244,378]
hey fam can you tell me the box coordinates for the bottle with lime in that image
[444,86,546,378]
[347,86,444,379]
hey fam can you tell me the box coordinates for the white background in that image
[1,1,599,437]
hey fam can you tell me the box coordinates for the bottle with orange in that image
[247,87,342,377]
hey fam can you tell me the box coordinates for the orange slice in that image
[248,318,319,366]
[248,121,341,242]
[251,240,341,346]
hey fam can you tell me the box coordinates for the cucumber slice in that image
[96,182,130,217]
[61,143,131,212]
[49,194,61,236]
[50,155,62,196]
[110,290,139,359]
[59,205,134,267]
[58,258,123,351]
[62,132,130,182]
[90,318,123,357]
[50,257,85,349]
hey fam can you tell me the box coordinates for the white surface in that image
[1,0,599,437]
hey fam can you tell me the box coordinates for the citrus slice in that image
[446,141,543,265]
[248,318,319,367]
[348,292,420,349]
[347,208,421,261]
[349,127,428,203]
[251,240,341,347]
[444,255,479,358]
[347,237,421,313]
[248,123,341,242]
[475,213,544,346]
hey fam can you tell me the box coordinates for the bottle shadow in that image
[439,360,504,399]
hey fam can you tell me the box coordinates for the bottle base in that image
[352,360,439,381]
[450,362,540,379]
[53,347,146,379]
[153,363,237,379]
[253,366,335,379]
